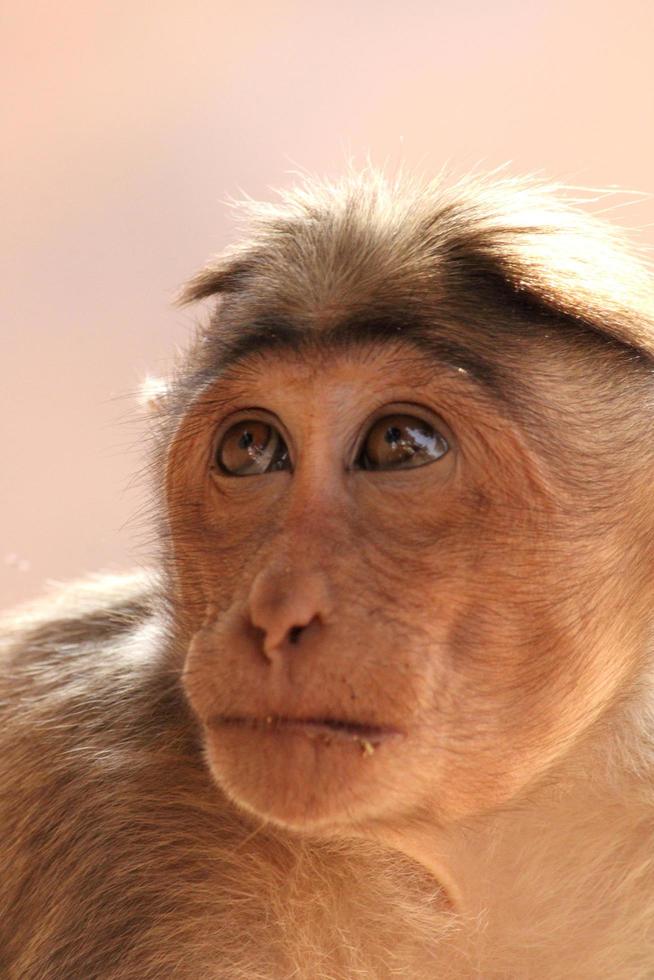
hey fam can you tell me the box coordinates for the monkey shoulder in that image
[0,573,244,977]
[1,569,157,653]
[0,569,200,767]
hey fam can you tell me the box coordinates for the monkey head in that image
[160,175,654,837]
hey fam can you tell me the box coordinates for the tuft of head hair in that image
[178,169,654,358]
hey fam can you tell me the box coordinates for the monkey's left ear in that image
[139,375,171,415]
[175,250,254,306]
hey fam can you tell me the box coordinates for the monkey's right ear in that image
[175,252,254,306]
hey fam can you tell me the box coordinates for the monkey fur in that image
[3,172,654,978]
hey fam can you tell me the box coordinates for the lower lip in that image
[210,715,402,748]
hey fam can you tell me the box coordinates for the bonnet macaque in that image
[2,171,654,979]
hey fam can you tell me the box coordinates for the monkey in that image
[3,170,654,980]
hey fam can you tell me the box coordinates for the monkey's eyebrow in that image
[213,312,502,393]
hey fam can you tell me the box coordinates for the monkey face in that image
[167,339,648,835]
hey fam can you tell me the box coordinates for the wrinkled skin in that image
[173,340,652,848]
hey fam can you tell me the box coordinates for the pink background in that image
[3,1,654,609]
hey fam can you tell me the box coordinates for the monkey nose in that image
[247,567,332,662]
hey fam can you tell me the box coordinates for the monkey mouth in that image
[209,714,402,747]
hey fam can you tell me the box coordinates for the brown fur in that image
[3,171,654,978]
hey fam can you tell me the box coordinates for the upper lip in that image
[209,714,403,744]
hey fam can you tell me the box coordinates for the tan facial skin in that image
[171,339,650,851]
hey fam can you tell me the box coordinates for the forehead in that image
[217,337,479,400]
[200,307,511,397]
[177,281,649,438]
[194,326,516,433]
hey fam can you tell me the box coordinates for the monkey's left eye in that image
[357,414,449,471]
[215,420,290,476]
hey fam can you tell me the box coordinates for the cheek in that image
[421,548,640,815]
[168,485,284,624]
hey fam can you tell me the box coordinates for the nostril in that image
[287,614,322,646]
[288,625,304,645]
[254,610,326,662]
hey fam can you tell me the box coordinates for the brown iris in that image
[359,414,448,470]
[216,420,289,476]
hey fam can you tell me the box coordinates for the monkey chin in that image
[203,718,409,832]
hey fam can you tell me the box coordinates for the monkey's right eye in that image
[215,420,289,476]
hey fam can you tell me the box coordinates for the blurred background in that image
[2,0,653,608]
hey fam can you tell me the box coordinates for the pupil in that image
[238,431,254,450]
[385,426,402,445]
